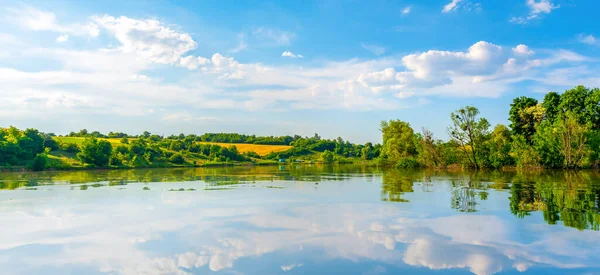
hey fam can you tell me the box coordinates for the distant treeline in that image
[0,126,380,170]
[3,85,600,171]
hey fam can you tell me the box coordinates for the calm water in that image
[0,165,599,275]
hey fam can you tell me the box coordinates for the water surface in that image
[0,165,599,275]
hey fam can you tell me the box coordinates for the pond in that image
[0,165,599,274]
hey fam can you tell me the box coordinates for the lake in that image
[0,165,599,275]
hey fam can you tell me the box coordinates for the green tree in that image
[542,91,561,123]
[77,137,113,167]
[487,124,514,168]
[321,150,334,164]
[555,112,591,168]
[533,121,564,168]
[361,142,374,160]
[508,96,538,142]
[43,135,59,151]
[417,128,442,168]
[380,120,416,162]
[169,153,185,164]
[31,152,48,171]
[511,135,539,168]
[448,106,490,169]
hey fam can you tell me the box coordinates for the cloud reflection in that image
[0,184,599,275]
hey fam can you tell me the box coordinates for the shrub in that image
[77,137,112,167]
[169,153,185,164]
[60,142,80,153]
[394,157,420,169]
[31,153,48,171]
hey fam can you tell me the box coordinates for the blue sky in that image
[1,0,598,143]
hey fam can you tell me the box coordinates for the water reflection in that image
[0,166,599,274]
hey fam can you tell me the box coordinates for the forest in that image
[0,85,598,171]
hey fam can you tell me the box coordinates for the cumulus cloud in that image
[93,15,197,64]
[179,55,211,70]
[0,5,595,117]
[512,44,534,56]
[361,43,386,56]
[281,51,303,58]
[510,0,559,24]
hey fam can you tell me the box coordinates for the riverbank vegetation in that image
[1,85,598,171]
[380,85,600,170]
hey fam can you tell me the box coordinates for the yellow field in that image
[199,142,291,156]
[53,137,291,156]
[54,137,128,146]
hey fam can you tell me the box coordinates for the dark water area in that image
[0,165,599,274]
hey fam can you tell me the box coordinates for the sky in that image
[0,0,599,143]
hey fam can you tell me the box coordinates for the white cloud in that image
[402,6,412,14]
[93,15,197,64]
[6,6,99,37]
[0,5,596,117]
[512,44,534,55]
[441,0,481,13]
[281,263,303,271]
[281,51,303,58]
[56,34,69,43]
[510,0,558,24]
[179,55,211,70]
[527,0,559,14]
[252,27,295,46]
[361,43,386,56]
[578,34,598,46]
[442,0,462,13]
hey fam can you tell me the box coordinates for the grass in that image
[198,142,291,156]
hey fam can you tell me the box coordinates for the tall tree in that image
[448,106,490,169]
[418,128,442,168]
[555,112,591,168]
[542,91,561,123]
[487,124,514,168]
[508,96,538,142]
[380,120,416,162]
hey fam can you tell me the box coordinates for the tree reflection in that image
[450,176,488,212]
[380,169,414,202]
[509,171,600,230]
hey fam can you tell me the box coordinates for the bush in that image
[44,137,60,151]
[244,151,261,159]
[31,153,48,171]
[169,153,185,164]
[321,150,334,163]
[77,137,112,167]
[60,142,80,153]
[394,157,420,169]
